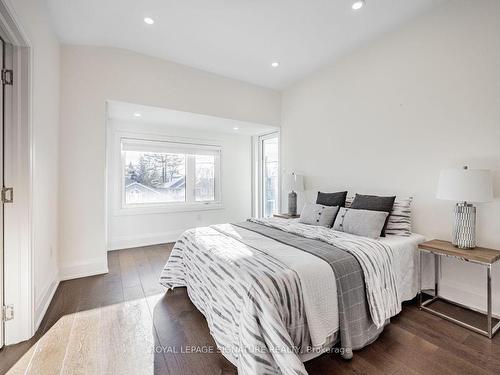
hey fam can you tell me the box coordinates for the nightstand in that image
[418,239,500,338]
[273,213,300,219]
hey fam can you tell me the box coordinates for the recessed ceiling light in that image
[133,112,142,117]
[271,61,280,68]
[352,1,365,10]
[233,127,239,130]
[144,17,155,25]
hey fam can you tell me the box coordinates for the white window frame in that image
[114,134,223,216]
[256,131,280,218]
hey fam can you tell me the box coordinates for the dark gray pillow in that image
[316,191,348,207]
[333,208,389,239]
[299,203,339,227]
[350,194,396,236]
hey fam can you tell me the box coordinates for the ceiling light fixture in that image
[352,1,365,10]
[144,17,155,25]
[233,127,239,130]
[271,61,280,68]
[133,112,142,117]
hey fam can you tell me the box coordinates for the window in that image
[258,133,280,218]
[124,151,186,204]
[121,138,221,209]
[195,154,215,201]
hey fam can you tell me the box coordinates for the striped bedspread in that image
[160,226,311,374]
[249,218,402,328]
[159,220,401,374]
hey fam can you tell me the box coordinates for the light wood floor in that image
[1,244,500,374]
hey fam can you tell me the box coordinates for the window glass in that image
[262,137,279,217]
[124,151,186,204]
[195,154,215,201]
[121,139,221,208]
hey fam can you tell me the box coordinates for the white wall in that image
[281,0,500,314]
[7,0,60,334]
[59,45,281,280]
[107,120,252,250]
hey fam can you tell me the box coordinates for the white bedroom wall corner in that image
[60,45,280,276]
[30,6,60,333]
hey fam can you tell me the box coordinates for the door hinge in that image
[2,305,14,322]
[1,187,13,203]
[1,69,13,85]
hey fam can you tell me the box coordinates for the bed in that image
[159,217,425,375]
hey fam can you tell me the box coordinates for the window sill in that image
[113,202,224,216]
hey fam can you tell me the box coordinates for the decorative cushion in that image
[316,191,348,207]
[385,197,413,236]
[333,208,389,239]
[350,194,396,236]
[299,203,339,227]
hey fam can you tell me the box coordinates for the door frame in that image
[0,0,34,345]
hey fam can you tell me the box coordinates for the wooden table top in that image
[418,239,500,264]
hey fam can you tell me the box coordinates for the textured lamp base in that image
[453,203,476,249]
[288,191,297,216]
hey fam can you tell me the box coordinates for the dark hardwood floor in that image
[1,243,499,374]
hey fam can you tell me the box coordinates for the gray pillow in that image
[350,194,396,236]
[333,208,389,239]
[299,203,339,227]
[316,191,348,207]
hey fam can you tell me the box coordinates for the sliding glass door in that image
[258,133,280,218]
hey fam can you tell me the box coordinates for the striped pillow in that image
[385,197,413,236]
[346,196,412,236]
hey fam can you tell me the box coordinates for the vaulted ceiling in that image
[47,0,446,89]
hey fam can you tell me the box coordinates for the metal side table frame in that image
[418,249,500,338]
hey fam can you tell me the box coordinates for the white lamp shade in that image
[284,173,304,192]
[437,168,493,203]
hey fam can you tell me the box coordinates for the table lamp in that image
[285,172,304,216]
[437,166,493,249]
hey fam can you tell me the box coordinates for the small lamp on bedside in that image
[437,166,493,249]
[284,172,304,216]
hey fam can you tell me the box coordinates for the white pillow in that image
[299,203,339,227]
[346,196,413,236]
[333,207,389,239]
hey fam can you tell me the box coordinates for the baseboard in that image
[34,276,59,331]
[439,279,500,317]
[108,230,182,250]
[59,257,109,281]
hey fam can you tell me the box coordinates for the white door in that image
[0,37,14,350]
[0,36,4,350]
